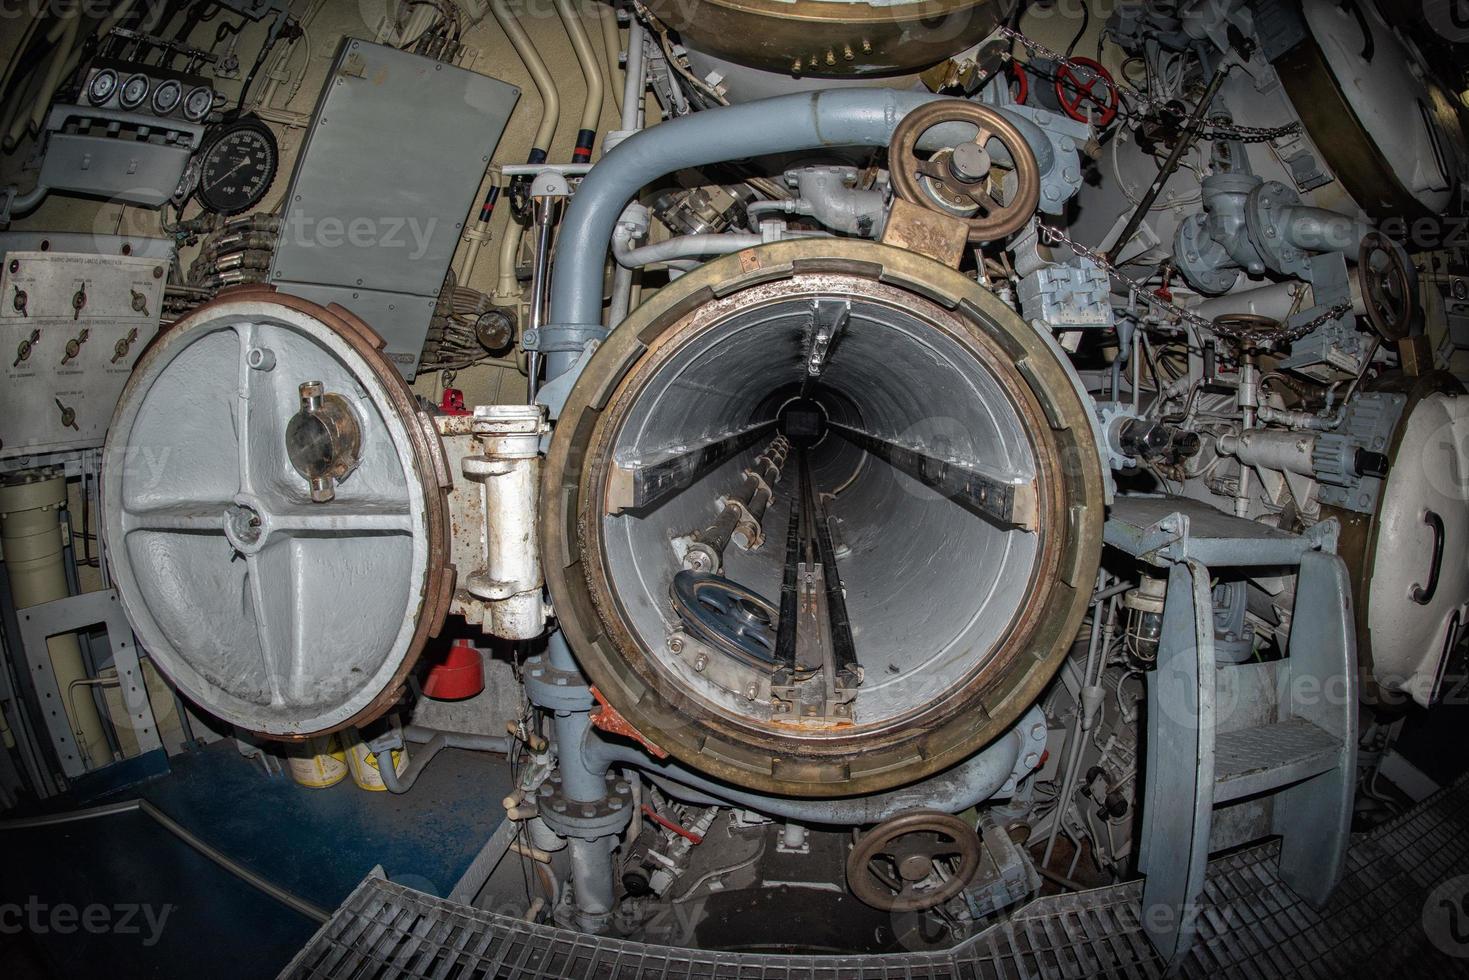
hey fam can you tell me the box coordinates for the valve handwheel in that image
[1358,231,1418,342]
[1007,60,1029,106]
[888,100,1042,243]
[845,810,984,912]
[1055,56,1118,127]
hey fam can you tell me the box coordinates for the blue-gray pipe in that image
[375,727,514,794]
[543,88,1050,379]
[581,709,1033,826]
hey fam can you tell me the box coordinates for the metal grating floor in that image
[281,774,1469,979]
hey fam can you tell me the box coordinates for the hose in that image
[0,799,328,922]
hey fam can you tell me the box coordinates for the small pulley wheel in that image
[845,810,984,912]
[1055,56,1118,126]
[670,570,779,667]
[888,100,1041,243]
[1358,231,1417,342]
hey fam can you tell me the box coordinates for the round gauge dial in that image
[151,79,182,116]
[152,78,183,116]
[119,73,150,110]
[195,117,279,216]
[87,68,118,106]
[182,85,214,123]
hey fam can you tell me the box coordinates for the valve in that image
[888,100,1041,242]
[285,380,363,502]
[1055,57,1118,126]
[845,810,983,912]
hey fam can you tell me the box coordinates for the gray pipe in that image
[583,710,1031,826]
[613,231,764,268]
[568,836,617,931]
[544,88,1050,378]
[606,21,649,328]
[375,729,514,794]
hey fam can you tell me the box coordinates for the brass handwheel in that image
[845,809,984,912]
[888,100,1041,243]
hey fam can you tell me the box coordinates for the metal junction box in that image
[267,39,519,378]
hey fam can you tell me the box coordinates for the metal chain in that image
[1197,121,1302,143]
[1036,223,1351,343]
[995,26,1300,143]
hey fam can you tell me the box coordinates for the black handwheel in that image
[1358,231,1417,342]
[845,810,984,912]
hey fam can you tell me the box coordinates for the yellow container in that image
[286,736,348,789]
[344,730,408,792]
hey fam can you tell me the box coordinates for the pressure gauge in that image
[195,117,279,215]
[118,72,150,111]
[182,85,214,123]
[87,68,118,107]
[151,78,182,116]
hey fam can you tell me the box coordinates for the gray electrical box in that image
[268,39,519,378]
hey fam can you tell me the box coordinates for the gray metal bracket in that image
[1105,494,1336,566]
[16,589,162,779]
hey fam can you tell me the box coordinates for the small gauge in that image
[195,117,279,216]
[118,72,150,111]
[182,85,214,123]
[151,78,182,116]
[87,68,118,107]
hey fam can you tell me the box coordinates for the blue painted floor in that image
[0,739,514,979]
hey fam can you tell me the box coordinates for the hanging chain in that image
[1036,223,1351,343]
[1197,121,1302,143]
[994,26,1300,143]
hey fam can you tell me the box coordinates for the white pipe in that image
[597,1,624,115]
[620,20,646,132]
[555,0,605,149]
[491,0,560,155]
[490,0,563,304]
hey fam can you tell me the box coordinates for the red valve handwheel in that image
[1055,56,1118,126]
[1008,61,1029,106]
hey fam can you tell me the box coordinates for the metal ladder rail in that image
[1106,497,1357,966]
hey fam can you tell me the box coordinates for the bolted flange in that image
[523,654,595,712]
[536,771,634,840]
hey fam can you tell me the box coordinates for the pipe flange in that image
[536,771,634,840]
[1174,214,1238,295]
[1246,180,1310,280]
[523,654,595,712]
